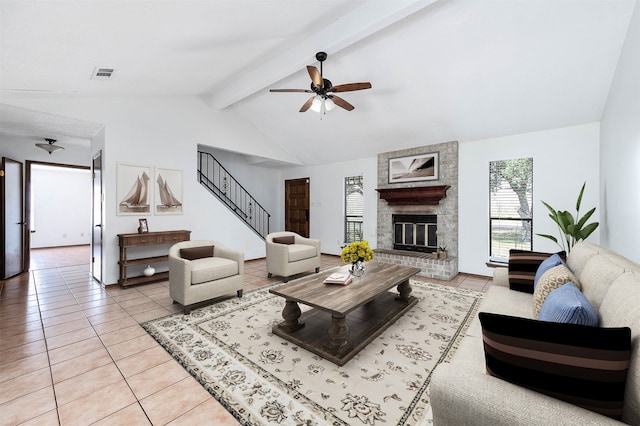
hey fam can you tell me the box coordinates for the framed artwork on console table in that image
[117,163,152,215]
[155,167,183,215]
[388,152,439,184]
[138,218,149,233]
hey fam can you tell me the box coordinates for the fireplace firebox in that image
[393,214,437,253]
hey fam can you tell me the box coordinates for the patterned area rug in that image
[142,280,484,425]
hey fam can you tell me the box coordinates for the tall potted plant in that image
[536,182,599,253]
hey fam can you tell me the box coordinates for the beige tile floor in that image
[0,245,491,425]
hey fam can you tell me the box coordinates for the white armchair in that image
[266,231,321,282]
[169,240,244,314]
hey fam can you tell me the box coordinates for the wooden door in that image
[92,151,103,284]
[285,178,310,237]
[1,157,25,278]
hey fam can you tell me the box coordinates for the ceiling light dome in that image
[35,138,64,155]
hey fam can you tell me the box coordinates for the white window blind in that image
[489,158,533,262]
[345,175,363,243]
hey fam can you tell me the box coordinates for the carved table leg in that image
[323,314,350,352]
[278,300,305,332]
[396,279,413,302]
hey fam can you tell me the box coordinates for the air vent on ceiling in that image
[91,67,114,80]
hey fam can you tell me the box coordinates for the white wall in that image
[6,30,635,282]
[3,96,297,285]
[30,165,91,248]
[281,156,378,256]
[600,0,640,262]
[459,122,600,276]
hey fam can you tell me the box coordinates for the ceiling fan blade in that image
[307,66,323,89]
[299,96,315,112]
[331,95,355,111]
[270,89,313,93]
[329,82,372,92]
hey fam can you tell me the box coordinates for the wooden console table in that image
[117,230,191,287]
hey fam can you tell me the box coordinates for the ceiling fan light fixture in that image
[36,138,65,155]
[270,52,371,113]
[310,95,323,112]
[324,97,336,111]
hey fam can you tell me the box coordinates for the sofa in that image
[169,240,244,314]
[266,231,321,282]
[431,242,640,425]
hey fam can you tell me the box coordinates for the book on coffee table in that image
[324,271,352,285]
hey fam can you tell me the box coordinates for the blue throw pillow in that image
[538,282,599,326]
[533,253,566,289]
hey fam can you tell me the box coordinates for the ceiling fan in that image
[270,52,372,113]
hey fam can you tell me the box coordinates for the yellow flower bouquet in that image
[341,240,374,276]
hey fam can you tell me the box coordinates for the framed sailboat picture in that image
[117,163,152,215]
[154,167,183,215]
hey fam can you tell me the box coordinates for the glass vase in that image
[350,260,365,277]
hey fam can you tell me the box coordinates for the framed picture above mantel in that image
[388,152,439,184]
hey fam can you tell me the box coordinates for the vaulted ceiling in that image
[0,0,636,165]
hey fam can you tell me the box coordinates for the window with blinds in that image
[489,158,533,262]
[345,175,364,243]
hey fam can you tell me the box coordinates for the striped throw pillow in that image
[480,312,631,420]
[508,250,566,293]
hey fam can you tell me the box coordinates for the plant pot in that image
[438,252,448,260]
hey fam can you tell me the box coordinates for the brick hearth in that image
[374,249,458,280]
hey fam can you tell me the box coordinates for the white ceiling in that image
[0,0,636,165]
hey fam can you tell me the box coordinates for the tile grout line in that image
[31,268,64,426]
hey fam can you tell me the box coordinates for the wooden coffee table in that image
[269,262,421,366]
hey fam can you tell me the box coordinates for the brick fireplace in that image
[375,141,459,280]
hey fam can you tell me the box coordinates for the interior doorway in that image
[26,161,92,270]
[284,178,310,238]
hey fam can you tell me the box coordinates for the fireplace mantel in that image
[376,185,450,206]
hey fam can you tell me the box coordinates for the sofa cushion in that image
[533,264,579,317]
[598,271,640,425]
[190,257,238,284]
[480,312,631,420]
[577,254,627,311]
[180,245,214,260]
[288,244,317,262]
[534,253,566,288]
[273,235,295,245]
[538,282,599,326]
[508,250,566,293]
